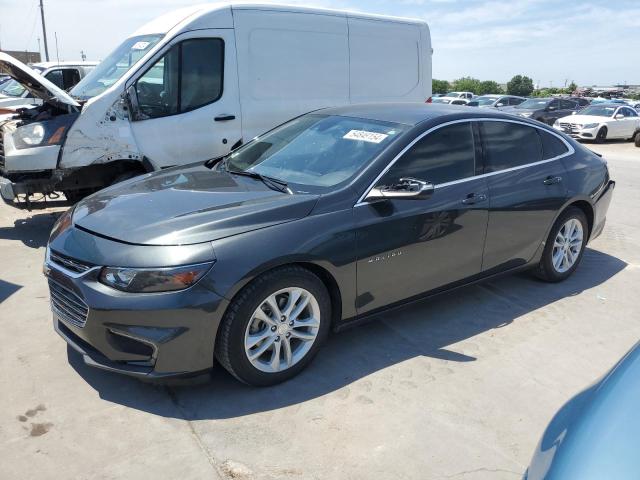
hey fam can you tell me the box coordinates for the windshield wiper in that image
[226,167,292,194]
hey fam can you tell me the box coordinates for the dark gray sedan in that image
[44,103,615,386]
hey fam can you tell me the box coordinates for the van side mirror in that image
[366,178,434,201]
[125,84,140,121]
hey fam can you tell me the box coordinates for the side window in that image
[560,99,577,110]
[626,108,638,117]
[511,97,525,106]
[62,69,81,90]
[549,100,560,109]
[44,69,64,89]
[134,38,224,119]
[538,130,569,159]
[481,121,542,173]
[379,122,475,186]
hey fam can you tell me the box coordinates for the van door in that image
[128,29,240,168]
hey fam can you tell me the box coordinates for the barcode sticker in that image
[343,130,388,144]
[132,41,150,50]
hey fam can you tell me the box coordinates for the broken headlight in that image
[13,113,79,149]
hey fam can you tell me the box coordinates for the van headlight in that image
[99,262,214,293]
[15,123,45,146]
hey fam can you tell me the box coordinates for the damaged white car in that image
[0,3,433,207]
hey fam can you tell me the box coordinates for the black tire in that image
[534,207,588,282]
[634,131,640,147]
[595,127,607,144]
[215,265,331,386]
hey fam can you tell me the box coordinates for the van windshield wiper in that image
[226,167,292,194]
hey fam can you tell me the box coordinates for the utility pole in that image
[39,0,50,61]
[80,50,86,61]
[54,31,60,63]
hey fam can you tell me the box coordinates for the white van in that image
[0,3,431,205]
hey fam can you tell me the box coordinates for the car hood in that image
[0,53,80,111]
[557,114,609,124]
[72,163,320,246]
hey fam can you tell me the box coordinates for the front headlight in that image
[49,207,74,242]
[583,123,598,129]
[99,262,214,293]
[16,122,45,146]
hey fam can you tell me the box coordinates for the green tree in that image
[478,80,503,95]
[567,81,578,94]
[432,79,450,94]
[452,76,482,94]
[507,75,534,96]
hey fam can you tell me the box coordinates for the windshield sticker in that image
[132,41,151,50]
[343,130,389,144]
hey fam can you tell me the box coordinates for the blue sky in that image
[1,0,639,86]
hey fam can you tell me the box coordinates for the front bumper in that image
[44,247,228,378]
[553,124,599,139]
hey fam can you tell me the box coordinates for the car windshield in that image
[580,105,618,117]
[431,98,450,104]
[0,79,26,97]
[224,114,407,192]
[516,99,549,109]
[70,34,164,100]
[445,92,460,97]
[475,97,498,106]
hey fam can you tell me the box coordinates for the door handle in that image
[214,114,236,121]
[462,193,487,205]
[543,176,563,185]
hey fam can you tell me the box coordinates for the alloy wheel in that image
[551,218,584,273]
[244,287,321,373]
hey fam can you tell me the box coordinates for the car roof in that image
[318,102,524,126]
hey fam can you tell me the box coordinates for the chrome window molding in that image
[354,117,575,207]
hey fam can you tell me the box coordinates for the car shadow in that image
[0,211,62,249]
[67,247,627,420]
[0,278,22,303]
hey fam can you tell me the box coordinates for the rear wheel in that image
[534,207,588,282]
[595,127,607,144]
[215,266,331,386]
[634,131,640,147]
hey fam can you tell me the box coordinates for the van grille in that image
[48,280,89,328]
[49,250,94,274]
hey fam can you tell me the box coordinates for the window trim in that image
[132,37,225,121]
[355,118,575,207]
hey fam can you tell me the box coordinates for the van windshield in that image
[70,34,164,100]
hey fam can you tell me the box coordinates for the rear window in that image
[481,121,542,173]
[538,130,569,159]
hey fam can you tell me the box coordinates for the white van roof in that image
[133,2,428,36]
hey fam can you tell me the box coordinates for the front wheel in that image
[534,207,588,282]
[634,131,640,147]
[215,266,331,386]
[595,127,607,144]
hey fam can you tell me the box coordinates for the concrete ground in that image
[0,141,638,480]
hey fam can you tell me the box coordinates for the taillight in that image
[426,97,432,103]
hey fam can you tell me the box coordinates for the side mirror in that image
[125,84,140,121]
[572,111,577,115]
[547,106,556,111]
[496,103,505,107]
[614,114,624,120]
[366,178,434,201]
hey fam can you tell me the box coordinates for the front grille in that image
[559,122,580,134]
[50,250,94,274]
[48,280,89,328]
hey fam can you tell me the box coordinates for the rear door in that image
[480,120,570,272]
[618,107,639,137]
[354,121,489,315]
[128,29,241,168]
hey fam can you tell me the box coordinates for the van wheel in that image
[595,127,607,144]
[534,207,588,282]
[215,266,331,386]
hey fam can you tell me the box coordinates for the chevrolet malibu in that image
[44,104,615,386]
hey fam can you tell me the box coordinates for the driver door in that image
[353,122,489,315]
[128,29,241,168]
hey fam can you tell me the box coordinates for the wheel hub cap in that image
[244,287,321,373]
[552,218,584,273]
